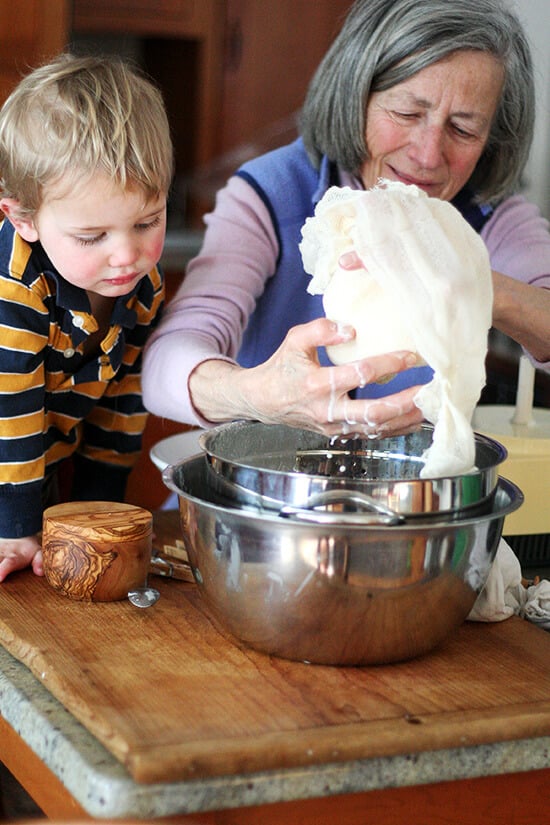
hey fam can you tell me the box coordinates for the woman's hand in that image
[0,535,43,582]
[189,317,423,437]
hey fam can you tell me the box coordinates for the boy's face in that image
[6,173,167,297]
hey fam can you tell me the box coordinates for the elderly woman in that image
[143,0,550,437]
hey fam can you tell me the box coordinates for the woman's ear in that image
[0,198,39,242]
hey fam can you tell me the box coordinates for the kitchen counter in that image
[1,644,549,823]
[0,567,549,822]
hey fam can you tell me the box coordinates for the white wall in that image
[513,0,550,217]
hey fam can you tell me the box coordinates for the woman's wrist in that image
[188,358,250,423]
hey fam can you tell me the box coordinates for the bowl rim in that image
[163,457,523,533]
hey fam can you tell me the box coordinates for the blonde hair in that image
[0,53,174,215]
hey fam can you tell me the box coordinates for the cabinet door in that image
[221,0,353,154]
[0,0,69,104]
[187,0,354,219]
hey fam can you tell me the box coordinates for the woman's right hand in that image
[189,317,424,437]
[0,535,43,582]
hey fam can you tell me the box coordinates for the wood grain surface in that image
[42,502,153,601]
[0,565,549,785]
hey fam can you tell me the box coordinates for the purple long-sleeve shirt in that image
[143,172,550,427]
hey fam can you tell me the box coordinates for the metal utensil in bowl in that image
[198,422,507,517]
[162,455,523,666]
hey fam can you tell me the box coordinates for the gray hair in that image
[0,53,174,216]
[300,0,534,203]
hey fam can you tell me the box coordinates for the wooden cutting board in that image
[0,563,549,785]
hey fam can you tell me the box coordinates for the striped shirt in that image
[0,218,164,538]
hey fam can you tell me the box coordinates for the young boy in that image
[0,53,174,581]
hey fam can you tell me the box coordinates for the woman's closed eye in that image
[449,122,479,140]
[390,110,420,123]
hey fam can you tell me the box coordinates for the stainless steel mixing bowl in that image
[199,422,507,517]
[163,456,523,666]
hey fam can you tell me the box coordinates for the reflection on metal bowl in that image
[163,456,523,666]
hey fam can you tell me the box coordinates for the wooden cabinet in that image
[0,1,68,102]
[217,1,353,157]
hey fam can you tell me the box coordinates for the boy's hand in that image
[0,535,43,582]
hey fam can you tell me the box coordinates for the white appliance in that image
[473,357,550,541]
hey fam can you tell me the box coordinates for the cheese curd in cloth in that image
[299,180,493,478]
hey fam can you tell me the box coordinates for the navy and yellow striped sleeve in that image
[0,234,52,536]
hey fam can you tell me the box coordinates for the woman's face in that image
[360,50,504,201]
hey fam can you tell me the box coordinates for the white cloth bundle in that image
[300,180,493,478]
[468,538,550,630]
[521,579,550,630]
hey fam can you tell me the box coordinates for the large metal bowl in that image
[199,422,507,517]
[163,456,523,666]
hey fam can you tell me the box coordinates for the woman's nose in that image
[409,125,445,169]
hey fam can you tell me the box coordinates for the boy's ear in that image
[0,198,39,242]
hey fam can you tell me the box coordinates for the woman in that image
[142,0,550,437]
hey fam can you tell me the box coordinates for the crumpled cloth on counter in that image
[467,538,550,630]
[522,579,550,630]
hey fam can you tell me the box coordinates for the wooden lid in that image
[43,501,152,542]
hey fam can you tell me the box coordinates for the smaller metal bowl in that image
[199,422,507,517]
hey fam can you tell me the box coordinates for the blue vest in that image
[235,138,492,399]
